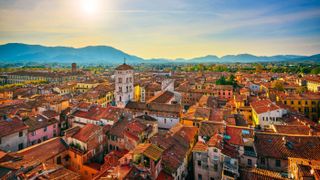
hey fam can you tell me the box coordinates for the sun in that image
[81,0,100,15]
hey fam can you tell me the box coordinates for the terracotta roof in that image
[109,118,129,138]
[0,117,28,137]
[73,124,102,142]
[251,99,282,114]
[273,125,311,135]
[125,101,181,114]
[198,121,225,137]
[240,167,288,180]
[254,133,320,160]
[25,163,80,180]
[134,143,163,161]
[24,115,58,132]
[149,91,175,104]
[225,125,254,146]
[2,138,67,169]
[41,110,59,119]
[73,106,123,122]
[115,63,133,70]
[221,143,239,159]
[192,141,208,152]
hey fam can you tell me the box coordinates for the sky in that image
[0,0,320,59]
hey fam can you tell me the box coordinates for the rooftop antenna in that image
[124,57,126,64]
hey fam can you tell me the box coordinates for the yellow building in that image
[0,90,13,99]
[134,84,141,102]
[76,82,100,93]
[181,105,211,127]
[276,92,320,121]
[306,78,320,92]
[233,94,252,123]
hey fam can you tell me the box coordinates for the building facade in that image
[114,63,134,107]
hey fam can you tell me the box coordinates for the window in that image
[248,159,252,166]
[19,131,23,137]
[260,158,265,165]
[0,138,1,144]
[18,143,24,150]
[213,164,218,171]
[298,101,301,105]
[198,174,202,180]
[305,101,308,105]
[118,78,122,83]
[44,127,47,132]
[164,118,167,124]
[275,159,281,167]
[197,160,202,166]
[291,101,294,105]
[57,156,61,164]
[31,131,36,136]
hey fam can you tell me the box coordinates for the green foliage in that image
[255,64,263,73]
[272,80,284,91]
[216,74,237,87]
[311,67,320,74]
[296,86,307,94]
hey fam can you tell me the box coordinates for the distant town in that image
[0,61,319,180]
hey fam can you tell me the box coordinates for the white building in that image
[0,117,28,152]
[251,99,287,129]
[114,63,134,108]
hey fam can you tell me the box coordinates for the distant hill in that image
[0,43,144,64]
[0,43,319,64]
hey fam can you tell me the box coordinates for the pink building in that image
[24,115,59,146]
[215,85,233,99]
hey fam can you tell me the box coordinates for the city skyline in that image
[0,0,320,59]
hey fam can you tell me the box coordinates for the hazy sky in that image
[0,0,320,58]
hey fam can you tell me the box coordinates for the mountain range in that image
[0,43,319,64]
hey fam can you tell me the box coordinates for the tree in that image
[272,80,284,91]
[255,64,263,73]
[311,67,320,74]
[296,86,307,94]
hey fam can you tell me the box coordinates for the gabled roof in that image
[148,91,175,104]
[73,124,102,143]
[192,141,208,152]
[240,167,289,180]
[251,99,282,114]
[2,138,67,169]
[254,133,320,160]
[134,143,163,161]
[24,115,58,132]
[0,117,28,137]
